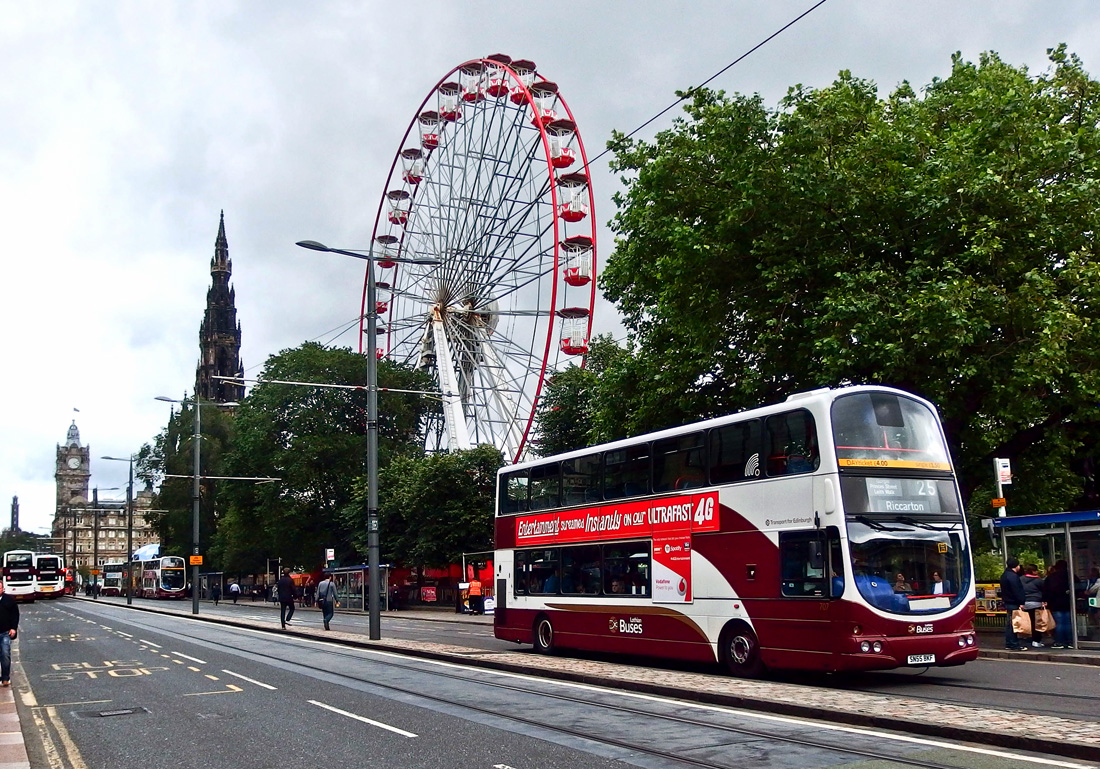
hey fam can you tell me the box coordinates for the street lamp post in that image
[90,487,119,599]
[102,454,136,605]
[296,239,439,641]
[155,395,202,615]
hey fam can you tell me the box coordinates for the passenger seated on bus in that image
[541,571,560,594]
[674,473,705,490]
[609,577,627,594]
[893,573,913,594]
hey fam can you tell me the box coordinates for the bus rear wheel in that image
[720,622,764,678]
[533,615,555,654]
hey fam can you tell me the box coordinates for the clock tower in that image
[55,420,90,510]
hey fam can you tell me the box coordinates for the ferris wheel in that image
[362,55,598,463]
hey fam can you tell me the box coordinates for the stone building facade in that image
[50,421,158,573]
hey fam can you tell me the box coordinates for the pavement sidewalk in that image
[42,597,1100,761]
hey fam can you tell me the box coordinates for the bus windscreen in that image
[831,392,952,471]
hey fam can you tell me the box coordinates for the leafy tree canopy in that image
[602,47,1100,514]
[344,445,502,569]
[139,398,234,559]
[210,342,434,573]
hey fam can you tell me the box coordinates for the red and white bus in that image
[135,556,187,599]
[493,385,978,676]
[33,554,65,599]
[1,550,37,602]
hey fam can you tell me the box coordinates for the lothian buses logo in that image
[609,616,644,635]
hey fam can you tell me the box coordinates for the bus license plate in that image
[40,586,53,592]
[907,653,935,665]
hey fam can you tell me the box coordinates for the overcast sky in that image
[2,1,1098,536]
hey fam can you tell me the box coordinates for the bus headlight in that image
[958,636,967,647]
[860,641,871,653]
[871,641,883,653]
[966,635,974,645]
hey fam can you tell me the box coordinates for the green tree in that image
[214,342,434,573]
[344,445,502,569]
[602,47,1100,512]
[139,399,234,560]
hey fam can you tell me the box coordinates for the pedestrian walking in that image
[1000,557,1027,650]
[210,581,221,607]
[468,574,483,615]
[229,581,240,604]
[0,583,19,687]
[277,568,296,628]
[304,579,315,608]
[316,572,337,630]
[1021,563,1047,647]
[1043,560,1073,648]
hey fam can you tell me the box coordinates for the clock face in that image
[67,457,81,470]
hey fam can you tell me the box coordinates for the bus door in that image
[772,528,844,670]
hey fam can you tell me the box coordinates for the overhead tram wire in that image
[586,0,831,168]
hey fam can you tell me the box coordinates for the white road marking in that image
[138,639,162,648]
[221,669,277,690]
[171,651,207,664]
[73,604,1083,767]
[308,700,417,737]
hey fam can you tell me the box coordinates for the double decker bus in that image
[135,556,186,599]
[493,386,978,676]
[99,562,127,596]
[33,554,65,599]
[1,550,37,601]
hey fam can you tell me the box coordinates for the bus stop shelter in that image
[984,510,1100,648]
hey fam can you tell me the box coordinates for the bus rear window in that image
[831,392,952,472]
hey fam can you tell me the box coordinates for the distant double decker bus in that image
[1,550,37,602]
[135,556,187,599]
[493,385,978,676]
[33,554,65,599]
[100,562,127,596]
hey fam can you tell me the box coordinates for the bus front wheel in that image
[719,622,764,678]
[533,615,555,654]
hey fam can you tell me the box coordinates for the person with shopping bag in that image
[1000,557,1027,650]
[1021,563,1047,648]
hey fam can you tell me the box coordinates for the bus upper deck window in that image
[766,410,819,476]
[499,470,529,514]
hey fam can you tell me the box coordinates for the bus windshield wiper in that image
[855,515,908,532]
[895,516,959,532]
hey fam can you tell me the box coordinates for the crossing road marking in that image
[221,670,276,690]
[309,700,417,738]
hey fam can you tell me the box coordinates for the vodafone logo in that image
[677,578,687,596]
